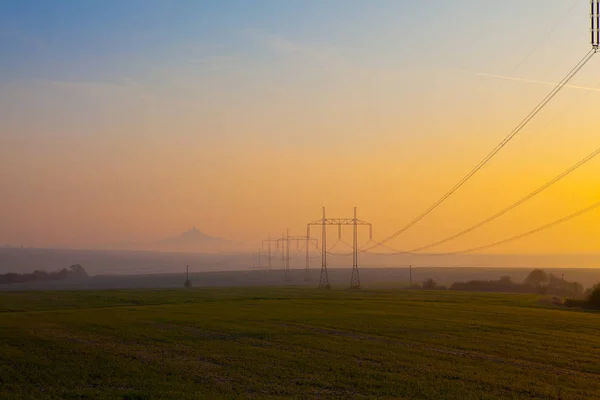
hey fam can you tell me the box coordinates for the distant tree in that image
[68,264,88,278]
[422,278,437,290]
[499,275,512,284]
[524,269,548,288]
[540,273,584,297]
[33,270,49,280]
[588,283,600,308]
[0,265,88,285]
[570,281,584,296]
[48,268,69,281]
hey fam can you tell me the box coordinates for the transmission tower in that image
[274,229,318,282]
[284,229,290,281]
[261,233,276,270]
[258,248,261,269]
[593,0,599,50]
[308,207,372,289]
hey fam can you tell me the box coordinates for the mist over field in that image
[2,247,600,292]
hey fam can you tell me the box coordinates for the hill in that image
[154,227,235,252]
[100,227,239,253]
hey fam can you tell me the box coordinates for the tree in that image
[422,278,437,290]
[588,283,600,308]
[569,281,584,296]
[33,270,49,280]
[524,269,548,288]
[69,264,88,278]
[499,275,512,284]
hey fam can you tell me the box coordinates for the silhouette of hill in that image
[154,227,234,252]
[100,227,239,253]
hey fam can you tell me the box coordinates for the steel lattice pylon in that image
[308,207,372,290]
[593,0,600,50]
[349,207,361,289]
[262,232,318,282]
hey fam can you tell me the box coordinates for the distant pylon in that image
[258,248,261,269]
[350,207,360,289]
[319,207,331,289]
[268,233,272,270]
[285,228,291,281]
[305,226,311,282]
[265,231,317,283]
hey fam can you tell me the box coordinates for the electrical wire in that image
[509,2,578,74]
[340,239,354,249]
[364,48,596,251]
[327,239,341,252]
[405,144,600,252]
[442,199,600,255]
[293,246,305,257]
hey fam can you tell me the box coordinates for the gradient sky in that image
[1,0,599,253]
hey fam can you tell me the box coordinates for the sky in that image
[0,0,599,254]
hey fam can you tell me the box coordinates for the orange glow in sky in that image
[1,0,598,254]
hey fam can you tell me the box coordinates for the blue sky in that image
[2,0,589,84]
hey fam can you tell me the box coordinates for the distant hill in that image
[101,227,240,253]
[154,227,235,253]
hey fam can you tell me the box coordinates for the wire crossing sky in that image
[0,0,599,254]
[365,48,596,251]
[404,144,600,253]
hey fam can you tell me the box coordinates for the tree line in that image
[450,269,584,297]
[416,269,585,298]
[0,264,88,284]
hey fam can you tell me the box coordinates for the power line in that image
[456,2,577,134]
[405,144,600,252]
[509,1,578,74]
[365,48,596,251]
[443,199,600,255]
[363,199,600,257]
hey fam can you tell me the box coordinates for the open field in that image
[1,288,600,399]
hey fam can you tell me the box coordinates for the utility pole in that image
[308,207,372,289]
[184,264,191,288]
[409,265,412,287]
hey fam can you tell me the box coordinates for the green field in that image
[1,288,599,399]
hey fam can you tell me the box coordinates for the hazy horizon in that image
[1,0,599,255]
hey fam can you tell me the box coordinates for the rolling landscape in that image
[2,0,600,398]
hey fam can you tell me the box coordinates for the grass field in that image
[1,288,599,399]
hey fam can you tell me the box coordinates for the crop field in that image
[1,288,599,399]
